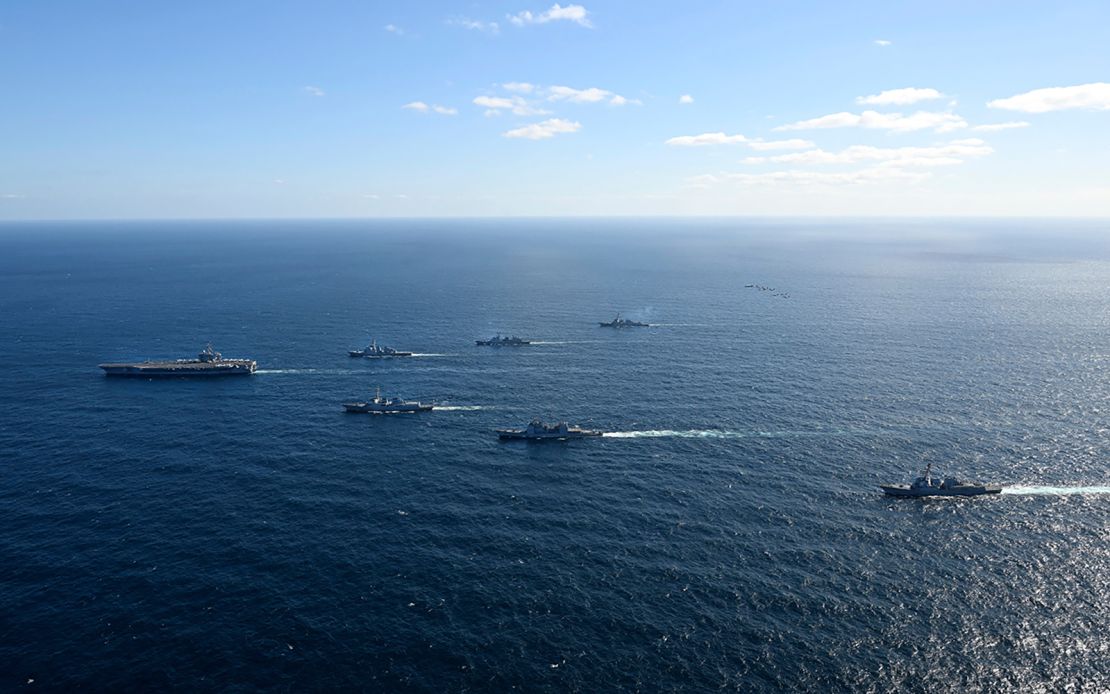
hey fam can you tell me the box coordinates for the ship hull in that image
[497,431,602,440]
[350,352,414,358]
[880,484,1002,497]
[100,363,256,377]
[344,403,433,414]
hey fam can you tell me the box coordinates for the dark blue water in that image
[2,219,1110,691]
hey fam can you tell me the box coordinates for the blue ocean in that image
[2,219,1109,691]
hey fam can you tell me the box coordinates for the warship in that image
[99,344,256,377]
[497,419,603,440]
[476,335,531,346]
[349,339,413,358]
[880,464,1002,497]
[599,313,649,328]
[343,387,433,414]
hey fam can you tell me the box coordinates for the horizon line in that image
[2,214,1110,224]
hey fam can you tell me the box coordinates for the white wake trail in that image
[530,340,603,345]
[1002,486,1110,496]
[602,429,851,439]
[256,368,364,375]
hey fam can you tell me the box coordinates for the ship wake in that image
[434,405,485,411]
[1002,485,1110,496]
[602,429,853,439]
[531,340,602,345]
[256,368,365,375]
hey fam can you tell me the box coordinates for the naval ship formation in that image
[94,314,1003,494]
[99,344,256,377]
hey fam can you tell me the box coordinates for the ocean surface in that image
[2,219,1110,691]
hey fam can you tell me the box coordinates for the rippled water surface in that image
[2,219,1110,691]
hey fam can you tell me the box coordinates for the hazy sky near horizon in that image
[2,1,1109,219]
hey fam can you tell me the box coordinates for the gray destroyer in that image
[344,388,433,414]
[476,335,531,346]
[880,464,1002,497]
[599,313,649,328]
[497,419,603,440]
[99,344,256,377]
[349,340,413,358]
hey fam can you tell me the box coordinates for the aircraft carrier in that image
[99,344,256,377]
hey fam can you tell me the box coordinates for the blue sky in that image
[1,1,1108,219]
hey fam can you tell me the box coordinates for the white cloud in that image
[721,138,994,191]
[774,109,967,133]
[874,39,892,46]
[384,24,403,34]
[451,18,500,33]
[546,85,637,106]
[665,132,749,146]
[747,138,816,151]
[608,94,642,106]
[361,194,381,200]
[698,167,930,187]
[857,87,944,106]
[667,133,817,151]
[303,85,325,97]
[403,101,457,115]
[474,96,514,110]
[479,83,636,113]
[776,112,860,130]
[503,118,582,140]
[894,113,969,133]
[2,193,27,199]
[548,85,609,103]
[988,82,1110,113]
[754,168,928,184]
[509,3,593,27]
[744,139,993,167]
[686,174,721,188]
[678,94,694,105]
[474,94,548,116]
[971,121,1031,132]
